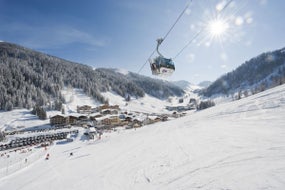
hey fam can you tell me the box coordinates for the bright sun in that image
[207,18,229,38]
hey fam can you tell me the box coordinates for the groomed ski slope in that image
[1,85,285,190]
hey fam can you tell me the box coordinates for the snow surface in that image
[102,91,173,114]
[115,68,129,75]
[61,87,181,114]
[1,84,285,190]
[61,88,100,114]
[0,110,49,132]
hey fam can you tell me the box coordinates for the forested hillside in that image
[0,42,184,111]
[201,47,285,97]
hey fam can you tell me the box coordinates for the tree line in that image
[201,47,285,97]
[0,42,184,111]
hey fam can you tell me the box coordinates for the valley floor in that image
[1,85,285,190]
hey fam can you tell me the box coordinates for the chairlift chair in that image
[149,38,175,76]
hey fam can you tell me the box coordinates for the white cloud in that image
[2,23,109,50]
[54,27,109,47]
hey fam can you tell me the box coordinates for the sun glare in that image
[207,18,229,38]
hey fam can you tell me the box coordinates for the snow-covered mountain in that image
[171,80,202,91]
[1,83,285,190]
[0,42,184,111]
[198,81,212,88]
[201,47,285,97]
[171,80,192,90]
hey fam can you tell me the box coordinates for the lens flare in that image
[207,18,229,38]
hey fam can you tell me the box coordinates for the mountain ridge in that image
[0,42,184,111]
[201,47,285,97]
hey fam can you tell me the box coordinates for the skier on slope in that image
[46,153,50,160]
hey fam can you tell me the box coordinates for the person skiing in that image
[46,153,50,160]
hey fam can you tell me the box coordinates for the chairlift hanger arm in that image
[156,38,164,57]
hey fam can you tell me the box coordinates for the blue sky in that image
[1,0,285,84]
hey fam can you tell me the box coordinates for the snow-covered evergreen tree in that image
[0,42,184,111]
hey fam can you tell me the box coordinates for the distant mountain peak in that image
[198,81,212,88]
[201,47,285,97]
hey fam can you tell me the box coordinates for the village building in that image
[166,105,195,112]
[90,114,103,120]
[100,107,119,115]
[77,105,92,114]
[98,104,109,111]
[120,120,129,126]
[50,115,68,126]
[67,115,78,125]
[77,115,90,126]
[109,105,120,110]
[101,109,111,115]
[189,98,197,106]
[143,117,156,125]
[78,115,89,121]
[161,115,168,121]
[110,109,119,115]
[0,131,5,142]
[101,116,121,126]
[118,114,126,120]
[97,104,120,111]
[172,112,179,118]
[124,116,133,123]
[89,116,97,121]
[132,119,143,127]
[154,116,161,123]
[91,107,98,113]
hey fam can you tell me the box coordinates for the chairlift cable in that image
[137,1,191,74]
[137,49,156,74]
[173,0,233,60]
[173,28,203,60]
[138,0,233,75]
[219,0,233,14]
[162,2,191,43]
